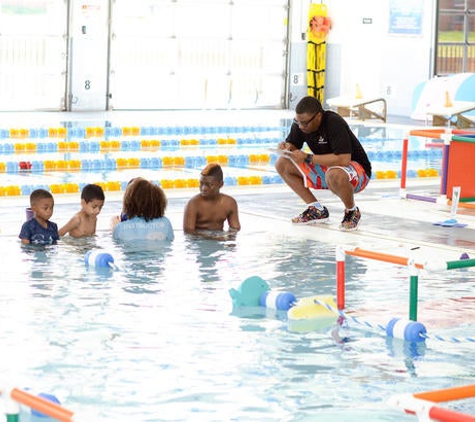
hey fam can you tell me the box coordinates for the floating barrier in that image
[344,247,475,273]
[316,297,475,344]
[414,385,475,403]
[0,174,284,197]
[0,125,287,141]
[314,298,427,342]
[84,250,116,269]
[229,251,474,342]
[259,290,296,311]
[229,276,338,331]
[0,387,75,422]
[337,247,475,322]
[0,153,275,172]
[385,318,427,342]
[344,248,425,270]
[233,280,471,342]
[0,124,452,197]
[31,392,61,417]
[389,384,475,422]
[332,246,475,346]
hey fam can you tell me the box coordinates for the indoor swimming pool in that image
[1,113,473,420]
[0,195,474,421]
[0,115,443,198]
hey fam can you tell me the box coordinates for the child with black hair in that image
[19,189,59,245]
[183,163,240,235]
[59,183,105,237]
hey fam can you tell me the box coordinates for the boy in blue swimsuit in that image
[19,189,59,245]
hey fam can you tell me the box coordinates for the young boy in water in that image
[19,189,59,245]
[183,163,241,235]
[59,184,105,237]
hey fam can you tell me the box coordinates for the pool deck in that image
[229,179,475,255]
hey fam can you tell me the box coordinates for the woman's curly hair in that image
[122,177,167,221]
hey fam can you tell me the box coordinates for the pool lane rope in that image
[419,332,475,344]
[314,298,475,344]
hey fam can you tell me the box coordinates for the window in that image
[436,0,475,75]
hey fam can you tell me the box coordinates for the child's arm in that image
[110,215,121,231]
[19,222,31,244]
[59,214,81,237]
[227,197,241,232]
[183,198,198,234]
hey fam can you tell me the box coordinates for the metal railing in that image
[437,42,475,74]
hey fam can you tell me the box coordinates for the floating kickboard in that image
[288,295,338,320]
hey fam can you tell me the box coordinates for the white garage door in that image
[109,0,290,110]
[0,0,68,111]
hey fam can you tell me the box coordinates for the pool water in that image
[0,119,443,197]
[1,197,474,421]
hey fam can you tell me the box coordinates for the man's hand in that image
[286,149,308,163]
[278,141,291,150]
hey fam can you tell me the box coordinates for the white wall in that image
[289,0,437,117]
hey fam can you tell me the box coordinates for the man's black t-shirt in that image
[285,110,372,178]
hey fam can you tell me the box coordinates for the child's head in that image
[30,189,54,221]
[122,178,167,221]
[199,163,224,197]
[201,163,223,181]
[81,184,105,202]
[81,184,105,216]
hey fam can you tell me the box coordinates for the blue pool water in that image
[1,196,474,421]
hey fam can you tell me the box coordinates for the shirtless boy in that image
[183,163,241,235]
[59,184,105,237]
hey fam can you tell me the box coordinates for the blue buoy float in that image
[31,392,61,417]
[386,318,427,342]
[84,250,115,269]
[259,291,297,311]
